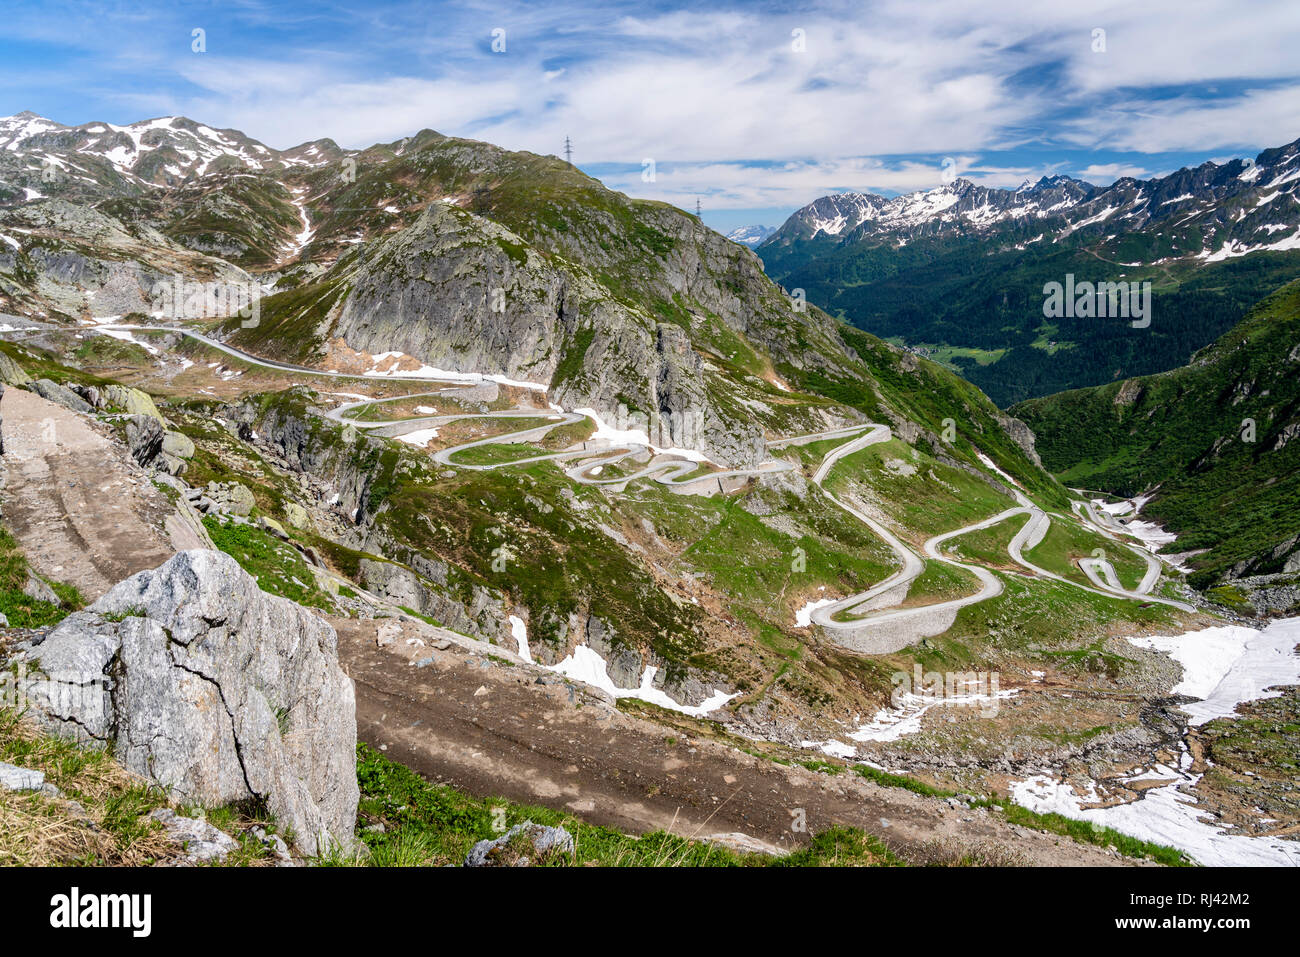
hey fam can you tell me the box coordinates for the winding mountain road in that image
[325,389,797,493]
[331,385,1193,657]
[83,323,1195,653]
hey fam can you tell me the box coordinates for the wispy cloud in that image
[2,0,1298,222]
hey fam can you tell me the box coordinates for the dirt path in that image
[335,616,1142,866]
[0,387,185,600]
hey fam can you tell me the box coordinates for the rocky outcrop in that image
[1113,379,1144,406]
[464,821,574,866]
[148,808,240,863]
[203,480,255,516]
[358,557,507,642]
[121,414,192,476]
[0,351,31,386]
[1222,571,1300,617]
[29,378,92,414]
[532,613,732,709]
[23,549,358,856]
[103,384,165,422]
[0,199,252,320]
[225,390,379,524]
[123,413,164,467]
[995,413,1043,468]
[321,203,767,466]
[69,381,166,423]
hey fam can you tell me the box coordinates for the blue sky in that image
[3,0,1299,232]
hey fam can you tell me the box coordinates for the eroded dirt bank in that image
[335,616,1142,866]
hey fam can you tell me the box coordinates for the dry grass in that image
[915,838,1032,867]
[0,708,178,865]
[1,706,292,866]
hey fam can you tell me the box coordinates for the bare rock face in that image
[357,557,507,642]
[0,351,31,386]
[25,549,358,856]
[328,202,766,466]
[123,413,164,467]
[994,413,1044,468]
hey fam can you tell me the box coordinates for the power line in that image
[563,136,573,165]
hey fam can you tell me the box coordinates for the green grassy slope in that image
[760,211,1300,406]
[1013,279,1300,588]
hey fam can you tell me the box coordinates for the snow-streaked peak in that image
[771,136,1300,265]
[0,112,343,190]
[725,224,777,246]
[783,175,1094,241]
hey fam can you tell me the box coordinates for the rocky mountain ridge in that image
[766,138,1300,256]
[0,112,345,200]
[758,136,1300,406]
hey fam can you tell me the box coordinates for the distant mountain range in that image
[0,112,344,201]
[759,137,1300,405]
[725,224,776,247]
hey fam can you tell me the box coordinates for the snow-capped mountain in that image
[772,176,1095,242]
[759,134,1300,407]
[765,138,1300,261]
[0,112,346,200]
[725,224,776,246]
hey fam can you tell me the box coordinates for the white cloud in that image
[1063,85,1300,153]
[1075,163,1151,184]
[9,0,1300,209]
[599,156,1065,211]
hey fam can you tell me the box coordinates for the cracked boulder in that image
[124,413,165,468]
[22,549,358,856]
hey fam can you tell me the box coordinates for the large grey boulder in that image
[29,378,92,414]
[103,384,164,423]
[161,430,194,460]
[283,502,312,530]
[24,549,358,856]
